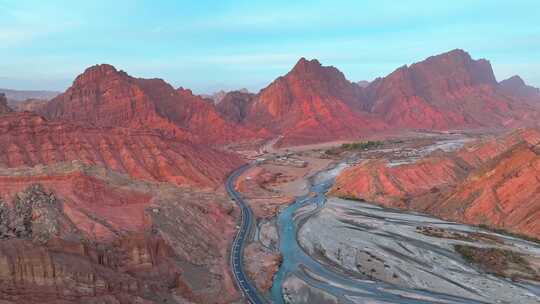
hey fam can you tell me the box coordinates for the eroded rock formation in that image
[0,163,239,303]
[0,112,242,188]
[218,50,540,146]
[331,128,540,238]
[218,58,386,146]
[40,64,255,144]
[362,49,539,129]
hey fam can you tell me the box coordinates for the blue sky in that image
[1,0,539,93]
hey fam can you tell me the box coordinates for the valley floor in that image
[234,131,540,303]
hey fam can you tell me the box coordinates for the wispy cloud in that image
[0,2,82,47]
[0,0,538,90]
[200,53,299,67]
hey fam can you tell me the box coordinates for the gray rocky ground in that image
[298,198,540,304]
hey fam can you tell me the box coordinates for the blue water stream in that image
[268,163,492,304]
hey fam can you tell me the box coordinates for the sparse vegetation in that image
[454,244,536,280]
[325,140,384,155]
[415,226,503,244]
[341,141,383,150]
[477,224,540,245]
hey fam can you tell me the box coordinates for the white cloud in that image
[0,2,82,48]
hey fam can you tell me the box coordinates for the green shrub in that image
[341,141,383,151]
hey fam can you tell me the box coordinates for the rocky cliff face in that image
[0,163,239,303]
[216,50,540,146]
[331,128,540,239]
[0,184,69,242]
[236,58,386,146]
[1,67,248,303]
[0,112,242,188]
[4,48,540,303]
[0,110,243,302]
[362,49,538,129]
[40,64,254,144]
[36,51,540,148]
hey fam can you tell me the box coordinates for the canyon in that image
[1,48,540,303]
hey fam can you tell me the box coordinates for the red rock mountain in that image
[362,49,539,129]
[0,164,239,303]
[32,50,540,148]
[217,50,540,146]
[0,93,12,114]
[40,64,254,144]
[331,128,540,239]
[0,111,243,302]
[218,58,387,146]
[499,75,540,105]
[0,112,242,188]
[3,49,540,303]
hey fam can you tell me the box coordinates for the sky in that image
[0,0,539,93]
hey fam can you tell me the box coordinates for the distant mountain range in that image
[0,88,60,112]
[200,88,250,104]
[0,88,60,101]
[225,49,540,145]
[28,49,540,147]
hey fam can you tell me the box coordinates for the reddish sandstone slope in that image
[0,163,239,304]
[36,51,540,149]
[218,50,540,147]
[218,58,387,146]
[363,49,539,129]
[40,64,254,144]
[0,112,242,188]
[0,87,244,303]
[332,129,540,238]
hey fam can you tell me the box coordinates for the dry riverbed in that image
[297,197,540,303]
[233,148,334,296]
[234,132,529,302]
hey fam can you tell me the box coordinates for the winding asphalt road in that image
[226,163,267,304]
